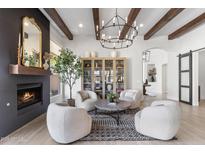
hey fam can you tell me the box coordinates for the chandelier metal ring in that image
[97,8,139,50]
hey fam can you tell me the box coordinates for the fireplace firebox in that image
[17,83,42,110]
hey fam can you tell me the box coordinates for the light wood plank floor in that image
[1,97,205,145]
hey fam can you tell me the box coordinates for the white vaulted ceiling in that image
[40,8,205,39]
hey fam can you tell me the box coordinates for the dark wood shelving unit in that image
[9,64,51,76]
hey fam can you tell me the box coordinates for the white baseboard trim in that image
[167,95,178,101]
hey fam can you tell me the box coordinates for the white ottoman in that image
[135,100,181,140]
[47,103,92,144]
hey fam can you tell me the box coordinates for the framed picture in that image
[147,64,157,82]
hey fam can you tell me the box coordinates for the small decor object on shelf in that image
[17,33,22,65]
[107,93,118,103]
[107,84,112,91]
[43,52,52,70]
[43,60,49,70]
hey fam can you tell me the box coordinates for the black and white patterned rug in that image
[80,109,155,141]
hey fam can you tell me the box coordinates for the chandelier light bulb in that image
[118,30,121,36]
[96,25,98,31]
[102,20,104,27]
[133,31,135,36]
[134,21,137,27]
[113,17,116,25]
[125,17,128,23]
[102,33,105,39]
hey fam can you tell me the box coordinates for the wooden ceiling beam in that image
[44,8,73,40]
[144,8,184,40]
[168,12,205,40]
[92,8,100,40]
[119,8,141,40]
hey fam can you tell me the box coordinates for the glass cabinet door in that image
[116,60,125,95]
[94,60,103,98]
[105,60,114,98]
[83,60,92,91]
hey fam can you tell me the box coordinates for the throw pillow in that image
[125,91,135,100]
[78,91,90,101]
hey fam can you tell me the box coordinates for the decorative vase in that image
[91,52,96,58]
[107,84,112,91]
[43,60,49,70]
[24,60,29,67]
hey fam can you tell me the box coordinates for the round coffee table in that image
[95,99,131,125]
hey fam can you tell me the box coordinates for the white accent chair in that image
[119,89,143,109]
[135,100,181,140]
[47,103,92,144]
[75,90,98,111]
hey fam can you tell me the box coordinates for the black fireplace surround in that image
[0,9,50,137]
[17,83,43,110]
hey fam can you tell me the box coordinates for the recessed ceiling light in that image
[139,23,144,27]
[78,23,83,28]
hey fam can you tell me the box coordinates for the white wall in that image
[166,51,179,100]
[62,23,205,104]
[50,25,65,47]
[199,51,205,100]
[62,35,176,99]
[167,23,205,105]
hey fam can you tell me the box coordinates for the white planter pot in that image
[91,52,96,58]
[111,51,117,57]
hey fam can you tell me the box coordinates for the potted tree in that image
[52,48,82,106]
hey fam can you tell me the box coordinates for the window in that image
[50,40,62,97]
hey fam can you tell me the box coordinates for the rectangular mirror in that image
[22,17,42,68]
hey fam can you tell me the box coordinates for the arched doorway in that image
[142,48,168,97]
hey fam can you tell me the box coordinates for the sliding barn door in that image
[179,51,192,105]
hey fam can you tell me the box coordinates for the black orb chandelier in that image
[97,9,138,50]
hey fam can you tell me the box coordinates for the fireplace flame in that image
[23,92,34,102]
